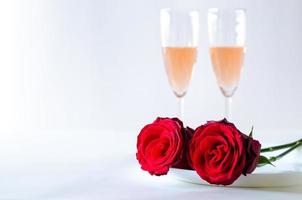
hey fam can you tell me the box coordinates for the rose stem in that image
[260,138,302,153]
[267,141,302,163]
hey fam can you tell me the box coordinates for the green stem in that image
[267,142,302,163]
[260,138,302,153]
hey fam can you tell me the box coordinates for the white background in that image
[0,0,302,199]
[1,0,302,138]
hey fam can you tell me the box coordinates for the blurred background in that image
[1,0,302,139]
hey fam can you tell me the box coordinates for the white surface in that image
[170,162,302,187]
[0,130,301,199]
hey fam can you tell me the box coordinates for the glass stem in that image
[177,97,184,121]
[225,97,232,120]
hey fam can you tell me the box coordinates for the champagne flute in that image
[160,8,199,120]
[208,8,246,120]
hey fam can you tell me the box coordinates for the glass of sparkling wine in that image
[208,8,246,120]
[160,8,199,120]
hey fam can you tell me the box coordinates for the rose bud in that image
[136,117,192,175]
[189,119,261,185]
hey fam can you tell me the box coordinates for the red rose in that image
[189,119,261,185]
[242,134,261,175]
[172,126,194,170]
[136,117,189,175]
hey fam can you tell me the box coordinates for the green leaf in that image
[257,155,275,167]
[249,126,254,138]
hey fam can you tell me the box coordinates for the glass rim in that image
[208,8,246,13]
[160,8,200,14]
